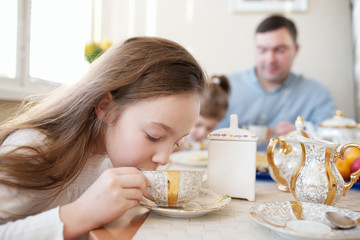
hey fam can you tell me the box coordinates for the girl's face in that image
[104,94,200,170]
[190,115,219,141]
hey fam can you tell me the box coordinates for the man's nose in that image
[266,51,276,62]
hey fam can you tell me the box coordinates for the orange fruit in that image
[336,160,352,181]
[344,148,360,166]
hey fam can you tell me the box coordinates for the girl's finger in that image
[121,188,144,201]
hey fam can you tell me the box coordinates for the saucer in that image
[170,150,208,167]
[140,188,230,218]
[250,201,360,239]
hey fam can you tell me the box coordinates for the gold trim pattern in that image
[140,188,231,216]
[167,171,180,206]
[325,147,336,205]
[289,142,306,201]
[290,201,304,220]
[267,138,288,189]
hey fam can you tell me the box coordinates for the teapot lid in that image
[207,114,258,142]
[284,116,312,139]
[318,110,359,128]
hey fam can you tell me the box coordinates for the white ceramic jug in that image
[207,114,258,201]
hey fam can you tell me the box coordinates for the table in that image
[89,160,360,240]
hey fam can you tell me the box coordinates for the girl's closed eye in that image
[147,134,160,142]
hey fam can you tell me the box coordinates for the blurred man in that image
[217,15,335,149]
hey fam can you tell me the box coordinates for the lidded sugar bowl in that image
[317,110,360,143]
[207,114,257,201]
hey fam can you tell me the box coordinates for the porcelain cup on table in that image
[142,170,204,207]
[245,125,271,143]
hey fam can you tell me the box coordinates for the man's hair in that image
[256,15,297,43]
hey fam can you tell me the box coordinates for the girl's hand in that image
[60,167,150,240]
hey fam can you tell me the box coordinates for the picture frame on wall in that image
[232,0,308,13]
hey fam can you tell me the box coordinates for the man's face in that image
[255,27,299,85]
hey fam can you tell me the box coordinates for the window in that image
[0,0,93,100]
[0,1,17,79]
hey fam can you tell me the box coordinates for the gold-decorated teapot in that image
[267,116,311,192]
[274,134,360,205]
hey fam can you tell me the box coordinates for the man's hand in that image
[274,121,296,137]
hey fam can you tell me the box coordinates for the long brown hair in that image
[0,37,206,194]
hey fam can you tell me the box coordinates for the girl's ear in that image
[95,92,114,120]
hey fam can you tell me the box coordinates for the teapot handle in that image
[267,138,292,189]
[339,143,360,195]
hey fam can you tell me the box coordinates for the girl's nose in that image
[152,149,171,166]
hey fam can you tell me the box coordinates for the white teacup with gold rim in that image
[142,170,204,207]
[245,125,271,143]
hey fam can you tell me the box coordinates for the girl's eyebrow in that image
[150,122,189,138]
[150,122,174,134]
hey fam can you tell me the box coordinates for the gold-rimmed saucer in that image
[140,188,231,218]
[250,201,360,240]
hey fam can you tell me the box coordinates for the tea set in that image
[141,112,360,237]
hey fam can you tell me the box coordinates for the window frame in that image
[0,0,79,101]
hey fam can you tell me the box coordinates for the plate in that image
[140,188,231,218]
[170,150,208,167]
[250,201,360,239]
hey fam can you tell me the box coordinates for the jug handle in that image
[267,138,291,187]
[339,143,360,195]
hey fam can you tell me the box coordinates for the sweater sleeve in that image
[0,207,64,240]
[0,130,64,239]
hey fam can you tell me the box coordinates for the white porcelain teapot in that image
[207,114,257,201]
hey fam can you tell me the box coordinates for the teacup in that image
[245,125,271,143]
[142,170,204,207]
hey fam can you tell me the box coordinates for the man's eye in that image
[276,47,287,54]
[147,134,159,142]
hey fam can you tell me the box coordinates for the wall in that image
[101,0,356,120]
[354,0,360,120]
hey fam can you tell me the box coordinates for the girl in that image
[180,75,230,150]
[0,37,206,239]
